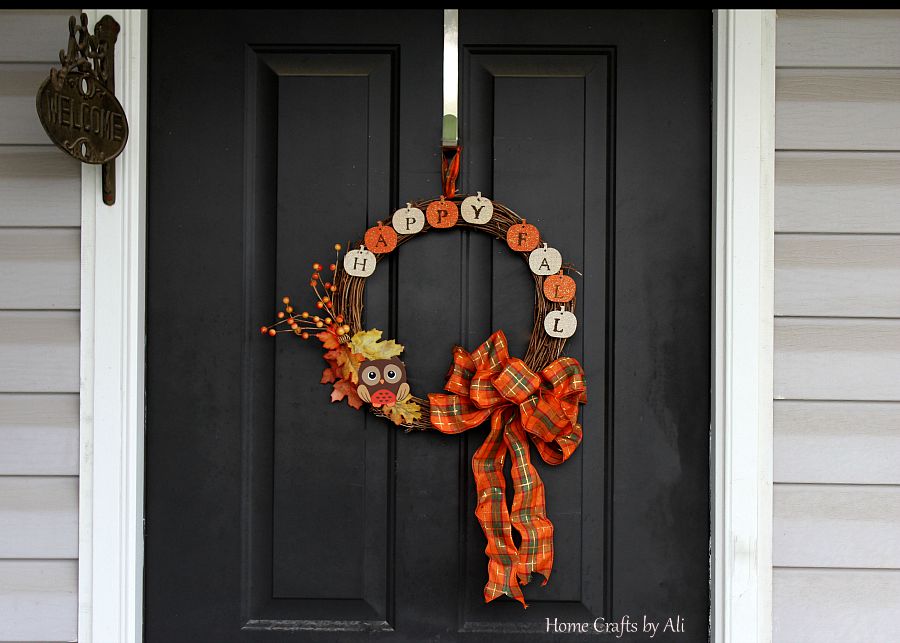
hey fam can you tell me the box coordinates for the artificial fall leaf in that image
[349,329,404,361]
[320,367,336,384]
[330,378,364,409]
[383,398,423,426]
[323,359,341,384]
[317,331,341,350]
[324,347,363,384]
[344,352,364,383]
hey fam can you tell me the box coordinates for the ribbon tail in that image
[505,416,554,588]
[473,410,526,607]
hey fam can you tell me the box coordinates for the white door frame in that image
[78,8,146,643]
[712,9,775,643]
[78,9,774,642]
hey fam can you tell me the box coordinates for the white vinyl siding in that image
[776,152,900,233]
[774,10,900,643]
[0,10,79,643]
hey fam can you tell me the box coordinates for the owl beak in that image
[379,378,384,384]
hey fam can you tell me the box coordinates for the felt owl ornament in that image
[356,357,410,408]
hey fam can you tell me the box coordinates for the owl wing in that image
[396,382,410,403]
[357,384,371,403]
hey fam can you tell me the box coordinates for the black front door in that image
[146,10,711,642]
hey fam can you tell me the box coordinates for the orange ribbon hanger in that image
[441,145,461,198]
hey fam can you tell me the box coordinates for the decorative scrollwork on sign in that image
[36,13,127,205]
[62,136,93,162]
[50,14,111,91]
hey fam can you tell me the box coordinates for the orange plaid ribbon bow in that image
[428,330,586,607]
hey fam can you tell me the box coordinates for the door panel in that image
[459,51,609,629]
[270,53,393,611]
[146,9,711,642]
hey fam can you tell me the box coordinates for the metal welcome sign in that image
[36,13,128,205]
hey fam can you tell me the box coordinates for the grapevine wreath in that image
[262,193,586,607]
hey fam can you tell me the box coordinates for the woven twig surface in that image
[331,195,576,431]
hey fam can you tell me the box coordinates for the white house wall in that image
[774,10,900,643]
[0,10,80,643]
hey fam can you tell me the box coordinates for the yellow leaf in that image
[349,328,404,361]
[339,351,364,384]
[383,398,422,426]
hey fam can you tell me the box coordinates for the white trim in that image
[712,9,775,643]
[74,9,774,643]
[78,9,147,643]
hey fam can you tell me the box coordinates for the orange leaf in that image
[317,331,341,350]
[330,384,347,403]
[330,379,364,409]
[320,367,336,384]
[324,347,362,384]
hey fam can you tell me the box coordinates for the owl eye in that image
[362,366,380,382]
[383,366,402,384]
